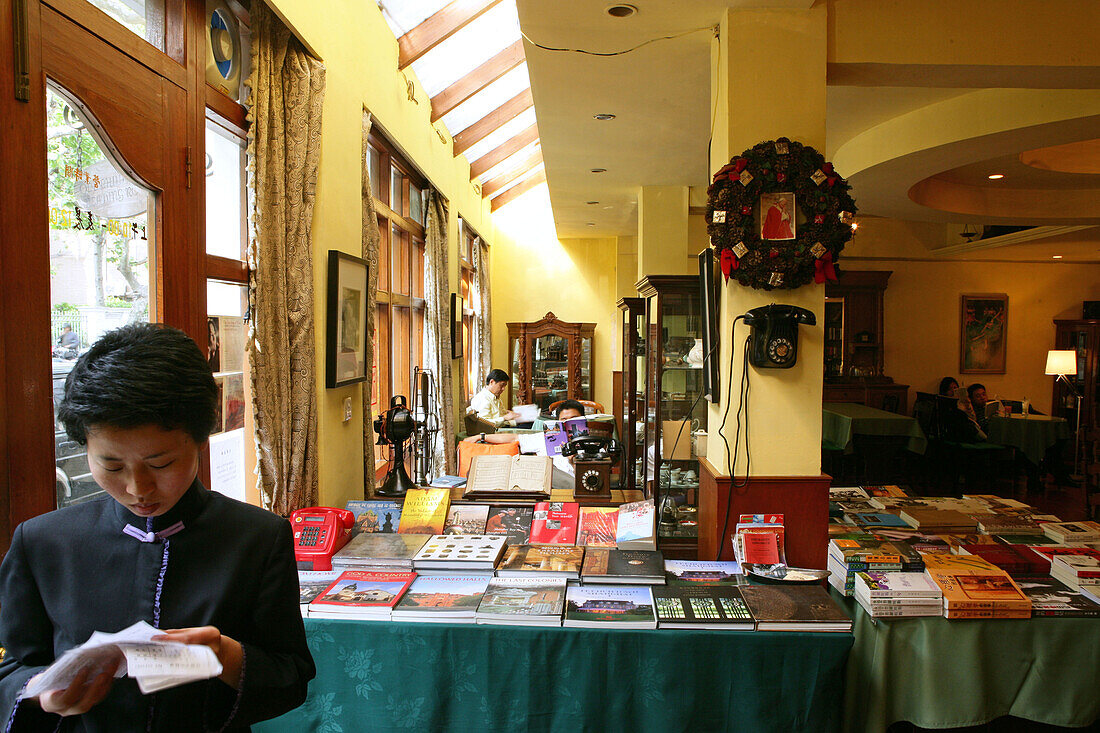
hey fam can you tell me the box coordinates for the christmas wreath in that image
[706,138,857,290]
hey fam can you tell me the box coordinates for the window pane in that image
[390,166,404,216]
[392,306,411,400]
[206,280,251,503]
[413,240,425,300]
[393,225,410,296]
[409,184,423,225]
[368,144,382,200]
[378,215,390,292]
[375,306,391,414]
[84,0,166,50]
[413,308,424,378]
[48,84,155,510]
[205,119,246,259]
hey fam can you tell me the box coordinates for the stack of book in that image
[474,577,567,626]
[298,570,341,617]
[1039,521,1100,544]
[652,585,755,630]
[975,514,1044,537]
[580,548,665,584]
[563,585,657,629]
[1025,546,1100,575]
[411,534,506,573]
[1050,554,1100,590]
[390,575,491,623]
[332,533,432,571]
[853,571,943,618]
[307,570,417,620]
[899,508,978,534]
[922,554,1030,619]
[827,536,909,596]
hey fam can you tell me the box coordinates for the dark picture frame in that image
[451,293,464,359]
[326,250,370,388]
[960,293,1008,374]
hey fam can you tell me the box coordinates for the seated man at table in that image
[463,400,585,445]
[967,383,1004,433]
[469,368,520,428]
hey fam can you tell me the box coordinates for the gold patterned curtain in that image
[361,110,381,495]
[246,1,326,514]
[472,238,492,387]
[423,191,456,475]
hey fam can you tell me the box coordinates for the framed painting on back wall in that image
[960,293,1007,374]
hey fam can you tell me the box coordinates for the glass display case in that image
[637,276,706,557]
[507,312,596,412]
[1052,319,1100,444]
[617,297,646,493]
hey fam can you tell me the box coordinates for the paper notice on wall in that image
[218,316,246,374]
[210,428,245,502]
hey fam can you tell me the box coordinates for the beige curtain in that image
[246,1,326,514]
[472,238,492,386]
[423,191,456,475]
[361,110,381,496]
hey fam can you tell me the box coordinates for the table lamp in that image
[1044,349,1081,478]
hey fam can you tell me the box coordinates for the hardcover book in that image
[1016,576,1100,617]
[652,585,755,630]
[739,585,853,632]
[496,544,585,578]
[664,560,744,586]
[615,499,656,550]
[854,571,942,598]
[976,515,1043,536]
[308,570,416,619]
[563,585,657,629]
[397,488,451,535]
[1040,521,1100,544]
[390,575,491,622]
[332,532,432,570]
[959,543,1048,577]
[851,512,913,530]
[298,570,342,615]
[442,504,490,535]
[922,553,1030,614]
[899,508,978,532]
[529,501,580,544]
[463,454,552,500]
[577,507,619,547]
[411,534,507,571]
[483,506,535,545]
[475,577,567,626]
[345,500,402,535]
[580,548,665,584]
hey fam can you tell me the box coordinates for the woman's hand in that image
[35,655,121,716]
[153,627,243,689]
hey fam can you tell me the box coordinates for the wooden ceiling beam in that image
[452,88,533,156]
[397,0,505,70]
[431,40,525,123]
[490,170,546,212]
[469,123,538,179]
[480,152,542,197]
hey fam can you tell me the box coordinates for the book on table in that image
[664,559,744,586]
[390,574,492,623]
[738,585,853,632]
[307,570,417,620]
[1025,545,1100,574]
[1050,554,1100,588]
[652,585,756,630]
[899,508,978,533]
[428,474,467,489]
[345,500,402,536]
[958,543,1049,577]
[483,505,534,545]
[615,499,656,550]
[975,514,1044,536]
[576,506,619,547]
[332,532,432,570]
[921,553,1030,618]
[1016,576,1100,617]
[474,577,567,626]
[1040,521,1100,544]
[442,504,490,535]
[397,488,451,534]
[580,548,665,584]
[496,544,585,579]
[298,570,342,616]
[463,454,552,500]
[529,501,580,544]
[854,571,942,598]
[828,486,871,502]
[854,595,943,618]
[563,585,657,629]
[411,534,507,572]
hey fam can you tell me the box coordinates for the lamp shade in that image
[1045,350,1078,376]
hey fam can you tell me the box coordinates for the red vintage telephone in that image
[289,506,354,571]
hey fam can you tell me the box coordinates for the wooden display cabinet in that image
[617,297,646,493]
[507,313,595,412]
[1051,319,1100,439]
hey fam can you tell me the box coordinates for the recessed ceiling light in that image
[587,222,596,227]
[606,4,637,18]
[988,173,1004,180]
[585,201,599,205]
[590,168,607,174]
[1052,255,1063,259]
[593,113,616,121]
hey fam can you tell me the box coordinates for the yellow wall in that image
[845,219,1100,414]
[265,0,525,507]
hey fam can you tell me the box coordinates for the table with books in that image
[827,488,1100,733]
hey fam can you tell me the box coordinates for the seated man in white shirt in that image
[468,369,520,427]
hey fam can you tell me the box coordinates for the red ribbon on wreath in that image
[814,252,838,284]
[720,248,738,281]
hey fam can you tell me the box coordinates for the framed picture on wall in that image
[960,293,1008,374]
[451,293,464,359]
[326,250,370,388]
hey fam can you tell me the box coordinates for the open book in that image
[463,454,552,500]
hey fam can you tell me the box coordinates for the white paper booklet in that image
[23,621,223,697]
[512,404,540,422]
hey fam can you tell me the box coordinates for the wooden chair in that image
[547,399,604,415]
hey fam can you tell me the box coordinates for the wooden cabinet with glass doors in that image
[637,276,705,558]
[507,313,595,412]
[1052,319,1100,443]
[617,298,647,492]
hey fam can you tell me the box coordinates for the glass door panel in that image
[84,0,166,50]
[47,84,156,509]
[533,334,568,411]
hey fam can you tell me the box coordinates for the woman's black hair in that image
[938,376,959,396]
[57,322,218,445]
[485,368,509,385]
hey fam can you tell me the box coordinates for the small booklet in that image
[464,454,552,500]
[22,621,223,697]
[512,404,540,423]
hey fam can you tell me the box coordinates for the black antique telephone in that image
[742,304,816,369]
[560,435,621,462]
[561,436,621,503]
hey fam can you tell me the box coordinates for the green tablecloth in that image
[838,594,1100,733]
[822,402,927,455]
[987,414,1071,465]
[255,618,852,733]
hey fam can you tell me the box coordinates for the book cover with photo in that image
[581,548,665,584]
[529,501,579,544]
[1016,576,1100,617]
[653,585,755,630]
[345,500,402,536]
[308,570,416,617]
[442,504,490,535]
[298,570,342,614]
[475,577,567,625]
[496,544,585,578]
[564,585,656,629]
[576,507,618,547]
[483,506,534,545]
[398,488,451,534]
[664,559,744,586]
[391,575,492,622]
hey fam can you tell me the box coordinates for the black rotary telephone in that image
[742,304,816,369]
[560,435,621,462]
[561,436,621,499]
